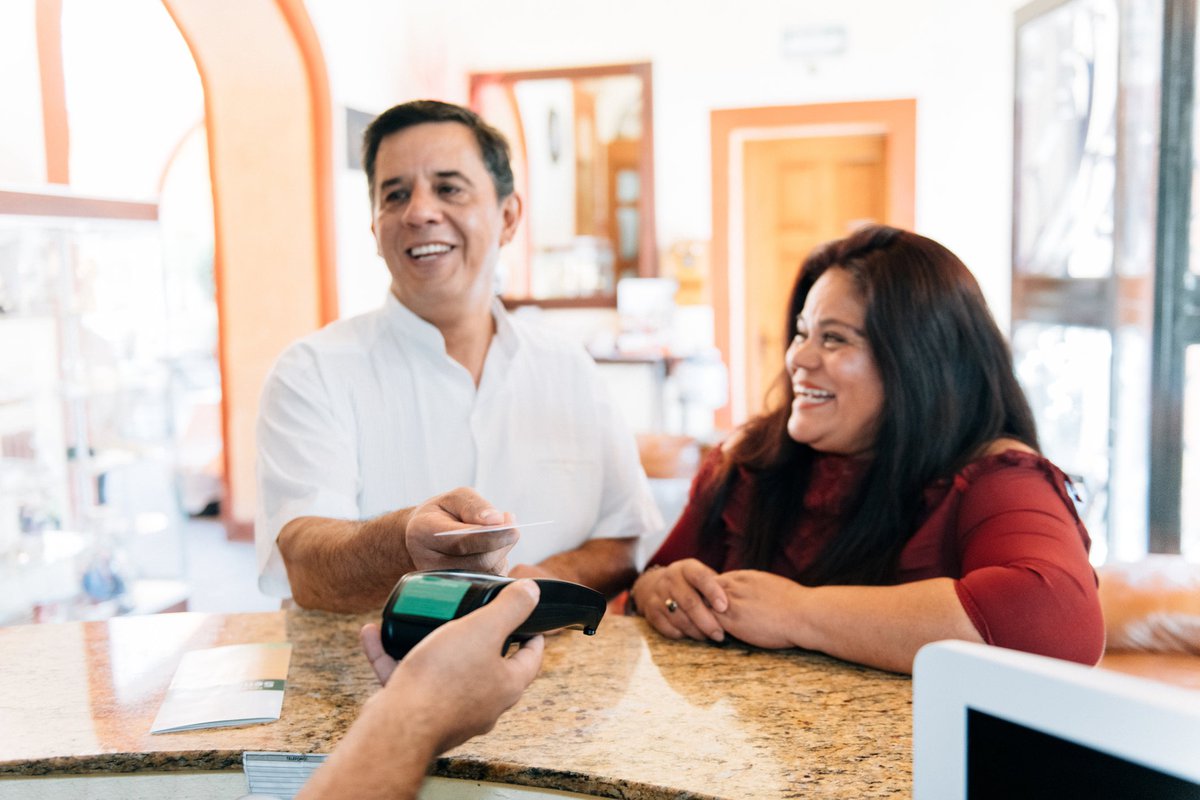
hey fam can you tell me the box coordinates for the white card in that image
[432,519,554,537]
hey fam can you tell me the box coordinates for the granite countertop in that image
[0,609,913,798]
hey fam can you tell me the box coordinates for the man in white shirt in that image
[255,100,662,612]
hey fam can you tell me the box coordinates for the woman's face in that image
[785,268,885,457]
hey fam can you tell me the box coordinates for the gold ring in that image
[665,598,679,613]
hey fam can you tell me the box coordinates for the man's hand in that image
[405,487,519,575]
[279,489,518,613]
[375,578,545,753]
[299,581,545,800]
[359,623,399,685]
[358,577,546,688]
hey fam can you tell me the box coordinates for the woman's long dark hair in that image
[705,225,1039,585]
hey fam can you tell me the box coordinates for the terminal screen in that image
[966,708,1200,800]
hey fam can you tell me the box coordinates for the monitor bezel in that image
[913,640,1200,798]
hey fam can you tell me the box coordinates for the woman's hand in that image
[713,570,808,650]
[631,559,728,642]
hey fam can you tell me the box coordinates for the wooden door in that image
[742,134,886,415]
[606,138,641,279]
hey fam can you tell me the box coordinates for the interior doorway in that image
[711,100,916,428]
[743,133,887,412]
[164,0,338,535]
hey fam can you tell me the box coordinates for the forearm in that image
[278,511,415,612]
[790,577,982,674]
[527,537,638,598]
[296,693,438,800]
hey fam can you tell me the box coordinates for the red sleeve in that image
[645,446,729,571]
[952,458,1104,665]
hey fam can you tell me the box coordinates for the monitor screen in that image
[967,708,1200,800]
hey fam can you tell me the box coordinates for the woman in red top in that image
[629,225,1104,673]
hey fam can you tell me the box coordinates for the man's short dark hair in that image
[362,100,515,203]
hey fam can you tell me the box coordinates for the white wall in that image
[304,0,1033,326]
[59,0,202,199]
[0,0,48,186]
[304,0,413,316]
[0,1,203,198]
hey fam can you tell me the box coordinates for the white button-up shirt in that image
[254,294,662,597]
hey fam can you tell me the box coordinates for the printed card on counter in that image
[243,751,329,799]
[150,642,293,734]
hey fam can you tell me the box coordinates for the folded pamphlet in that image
[150,642,292,734]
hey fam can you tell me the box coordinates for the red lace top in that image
[646,447,1105,665]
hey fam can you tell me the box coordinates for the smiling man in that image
[254,101,661,612]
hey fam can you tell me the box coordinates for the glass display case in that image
[1011,322,1114,552]
[1015,0,1200,558]
[1012,0,1165,560]
[1183,0,1200,559]
[1186,345,1199,555]
[0,206,191,624]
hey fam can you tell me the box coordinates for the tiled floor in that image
[183,517,281,614]
[0,518,275,626]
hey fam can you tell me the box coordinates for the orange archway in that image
[159,0,337,534]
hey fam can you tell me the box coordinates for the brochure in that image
[150,642,292,734]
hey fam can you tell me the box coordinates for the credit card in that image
[432,520,555,537]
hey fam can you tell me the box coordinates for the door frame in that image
[164,0,338,535]
[1148,0,1197,552]
[711,99,917,428]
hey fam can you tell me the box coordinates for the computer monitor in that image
[913,640,1200,799]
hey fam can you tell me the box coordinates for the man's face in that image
[370,122,521,320]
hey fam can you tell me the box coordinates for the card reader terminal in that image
[380,569,607,659]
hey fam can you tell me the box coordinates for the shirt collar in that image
[490,295,518,358]
[382,291,519,358]
[383,290,448,353]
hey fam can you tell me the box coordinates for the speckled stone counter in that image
[0,609,913,798]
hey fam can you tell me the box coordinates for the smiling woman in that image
[628,224,1105,674]
[784,268,885,457]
